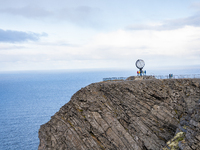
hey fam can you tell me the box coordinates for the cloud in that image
[56,6,101,26]
[0,29,47,43]
[0,5,52,18]
[0,45,25,50]
[126,12,200,31]
[83,27,200,62]
[0,4,101,27]
[0,26,200,71]
[190,2,200,10]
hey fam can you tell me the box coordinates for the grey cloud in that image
[0,5,52,18]
[0,4,101,27]
[0,29,48,43]
[190,2,200,10]
[126,12,200,31]
[58,6,91,21]
[56,6,101,26]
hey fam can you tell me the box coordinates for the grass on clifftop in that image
[162,132,185,150]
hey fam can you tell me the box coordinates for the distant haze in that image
[0,0,200,71]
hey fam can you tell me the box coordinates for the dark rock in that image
[126,75,156,80]
[38,79,200,150]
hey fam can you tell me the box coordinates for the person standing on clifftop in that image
[137,71,139,76]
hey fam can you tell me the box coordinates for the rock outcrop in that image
[38,79,200,150]
[126,75,155,81]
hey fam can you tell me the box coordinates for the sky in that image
[0,0,200,72]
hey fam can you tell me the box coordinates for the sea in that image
[0,68,199,150]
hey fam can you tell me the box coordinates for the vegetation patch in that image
[89,131,105,150]
[67,120,75,129]
[162,132,185,150]
[103,95,107,99]
[77,108,83,112]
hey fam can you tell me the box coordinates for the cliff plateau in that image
[38,79,200,150]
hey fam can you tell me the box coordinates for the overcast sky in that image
[0,0,200,71]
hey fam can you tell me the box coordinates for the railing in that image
[103,74,200,81]
[103,77,127,81]
[154,74,200,79]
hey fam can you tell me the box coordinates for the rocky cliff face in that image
[38,79,200,150]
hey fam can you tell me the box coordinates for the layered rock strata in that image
[38,79,200,150]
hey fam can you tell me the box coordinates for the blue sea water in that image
[0,68,199,150]
[0,70,134,150]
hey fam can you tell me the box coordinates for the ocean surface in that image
[0,70,135,150]
[0,69,199,150]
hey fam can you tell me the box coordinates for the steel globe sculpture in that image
[135,59,145,76]
[135,59,145,70]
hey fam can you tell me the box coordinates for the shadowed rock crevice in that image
[38,79,200,150]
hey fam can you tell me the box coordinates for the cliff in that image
[38,78,200,150]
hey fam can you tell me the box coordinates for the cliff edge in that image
[38,79,200,150]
